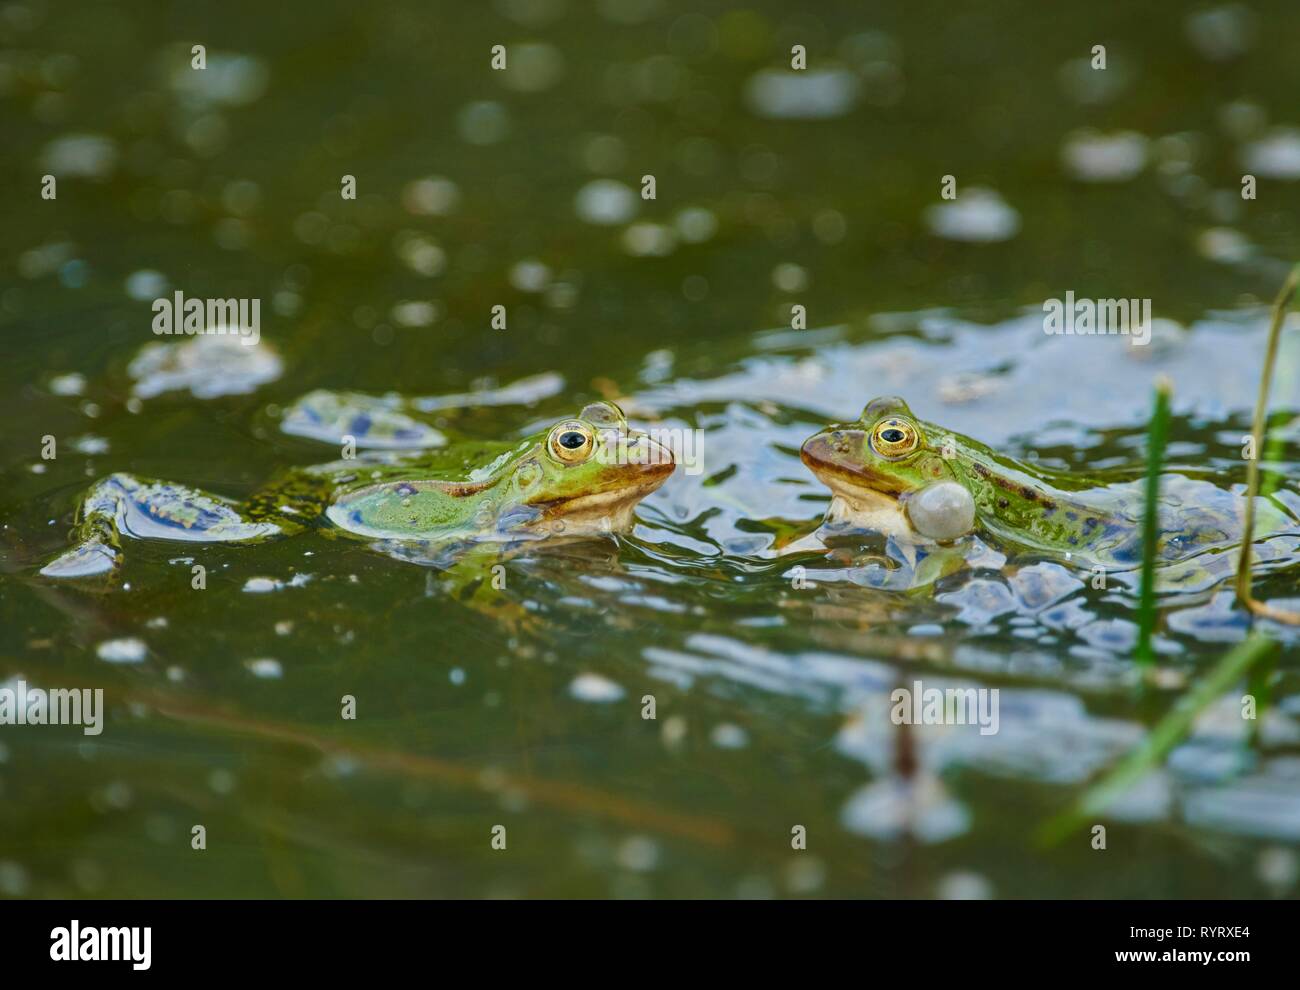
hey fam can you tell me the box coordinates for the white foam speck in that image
[96,638,146,664]
[49,372,86,396]
[390,300,439,327]
[674,207,718,244]
[616,835,661,872]
[244,658,282,679]
[745,68,859,120]
[937,871,994,900]
[1242,128,1300,179]
[1061,129,1148,182]
[40,134,117,178]
[509,259,552,293]
[402,176,460,216]
[124,269,169,301]
[924,187,1020,243]
[72,435,109,455]
[242,577,282,593]
[168,51,269,106]
[570,673,625,703]
[622,223,676,257]
[575,180,637,225]
[710,723,749,749]
[0,860,31,897]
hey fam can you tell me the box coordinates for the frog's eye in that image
[871,418,919,459]
[548,422,595,463]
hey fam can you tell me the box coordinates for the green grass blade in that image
[1134,377,1171,666]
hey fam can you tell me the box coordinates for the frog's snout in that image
[799,430,831,474]
[595,427,675,480]
[623,431,676,481]
[799,428,863,485]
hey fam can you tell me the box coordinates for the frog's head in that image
[509,400,675,535]
[800,396,975,540]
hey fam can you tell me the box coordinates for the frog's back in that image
[324,478,509,541]
[244,438,524,524]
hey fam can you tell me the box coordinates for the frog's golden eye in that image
[871,418,919,459]
[548,422,595,463]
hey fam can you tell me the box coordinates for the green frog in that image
[41,399,675,581]
[800,396,1300,589]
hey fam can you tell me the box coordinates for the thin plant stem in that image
[1236,265,1300,624]
[1135,377,1172,666]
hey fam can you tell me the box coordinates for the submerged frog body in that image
[800,396,1300,582]
[41,400,674,580]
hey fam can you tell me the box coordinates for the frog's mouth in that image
[799,430,914,536]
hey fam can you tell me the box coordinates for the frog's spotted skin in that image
[40,400,674,580]
[800,396,1300,575]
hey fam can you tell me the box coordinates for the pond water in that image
[2,0,1300,898]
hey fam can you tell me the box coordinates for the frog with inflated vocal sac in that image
[800,396,1300,587]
